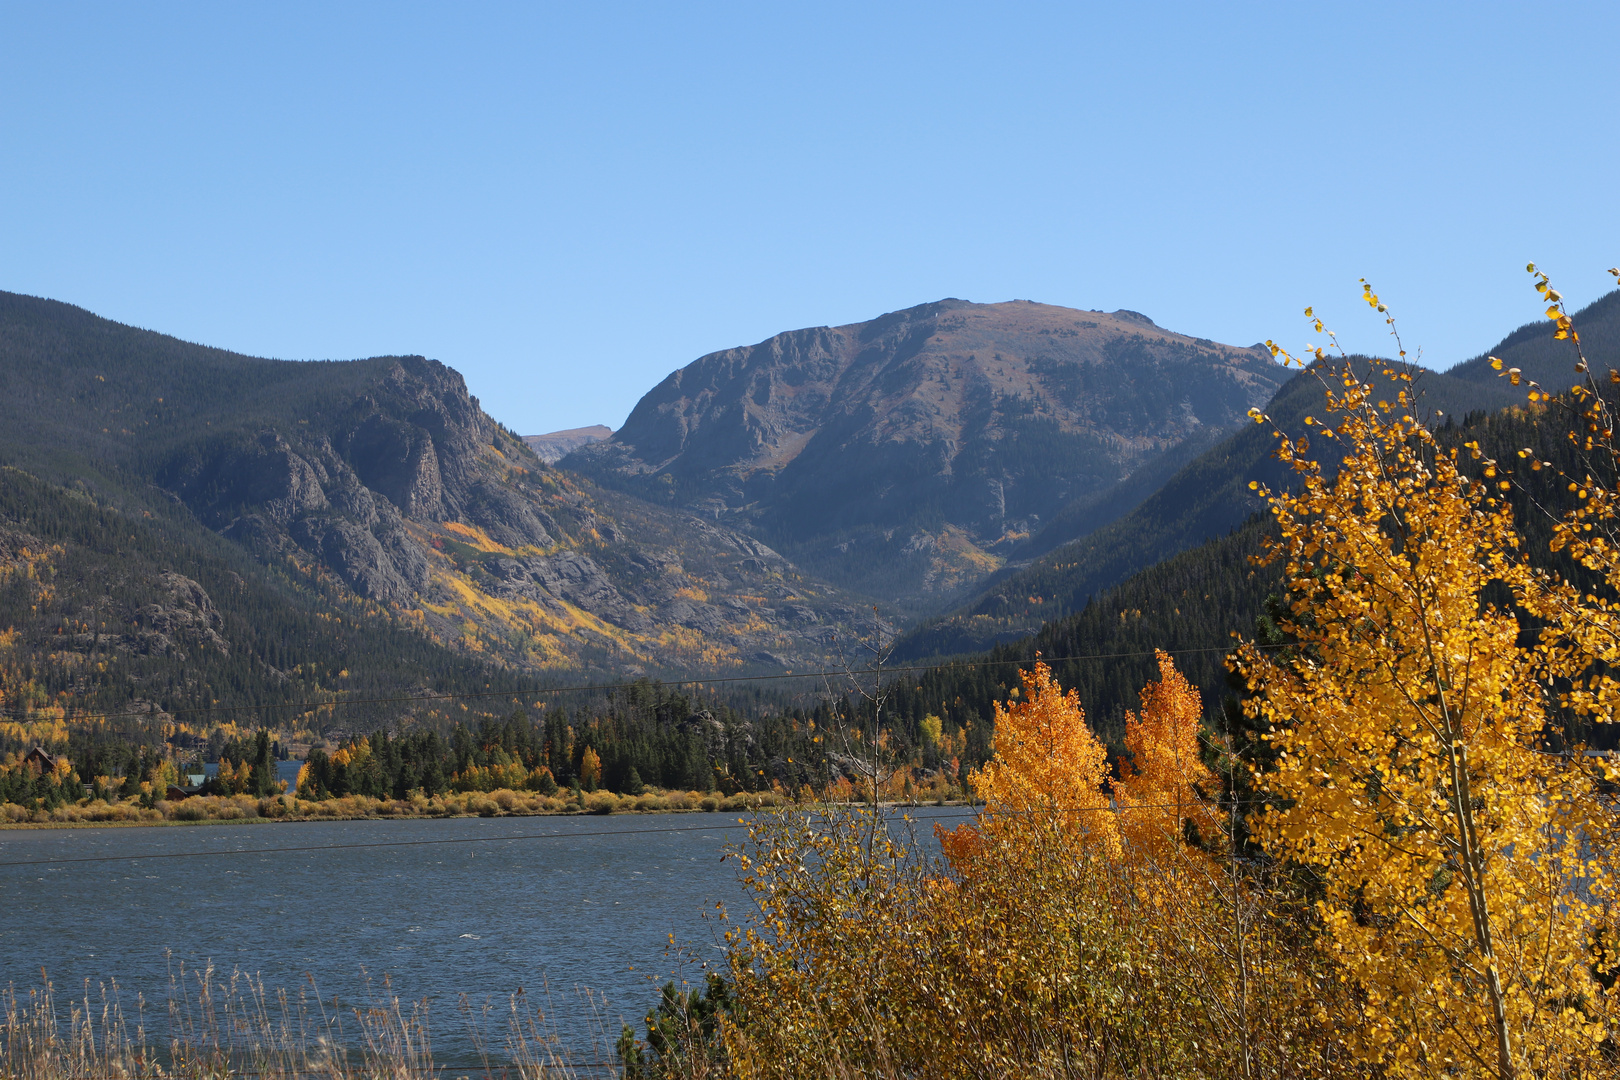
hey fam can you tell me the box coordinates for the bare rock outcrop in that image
[133,571,229,656]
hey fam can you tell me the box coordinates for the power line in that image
[5,642,1284,727]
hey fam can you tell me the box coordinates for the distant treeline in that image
[295,678,970,802]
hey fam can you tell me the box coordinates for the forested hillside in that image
[0,463,541,762]
[1447,287,1620,388]
[876,367,1620,764]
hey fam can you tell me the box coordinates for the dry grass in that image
[1,788,796,829]
[0,963,621,1079]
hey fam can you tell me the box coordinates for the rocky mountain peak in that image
[566,298,1286,606]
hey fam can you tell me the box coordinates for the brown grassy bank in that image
[0,787,803,829]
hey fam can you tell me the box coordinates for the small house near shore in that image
[22,747,60,775]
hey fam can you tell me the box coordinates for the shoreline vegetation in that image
[0,787,976,829]
[3,687,978,835]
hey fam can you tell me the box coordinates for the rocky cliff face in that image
[567,299,1285,606]
[155,356,877,674]
[164,357,550,606]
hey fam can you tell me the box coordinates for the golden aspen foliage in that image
[580,746,602,789]
[918,711,942,748]
[1234,337,1616,1078]
[940,660,1117,865]
[718,659,1353,1080]
[1113,649,1221,856]
[216,758,248,795]
[1497,267,1620,860]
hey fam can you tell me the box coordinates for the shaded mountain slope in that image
[0,291,882,683]
[566,299,1286,609]
[893,358,1520,660]
[1447,289,1620,389]
[0,464,537,739]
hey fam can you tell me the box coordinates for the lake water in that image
[198,758,304,790]
[0,807,968,1070]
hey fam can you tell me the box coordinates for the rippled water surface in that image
[0,808,963,1068]
[0,814,752,1066]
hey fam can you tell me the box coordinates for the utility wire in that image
[6,642,1286,727]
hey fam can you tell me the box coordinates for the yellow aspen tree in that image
[722,655,1356,1078]
[1234,315,1613,1077]
[1113,649,1220,856]
[580,745,602,790]
[938,659,1116,866]
[1492,264,1620,893]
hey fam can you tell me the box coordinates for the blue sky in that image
[3,2,1616,434]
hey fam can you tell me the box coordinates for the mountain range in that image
[523,425,611,464]
[0,292,889,717]
[2,284,1616,740]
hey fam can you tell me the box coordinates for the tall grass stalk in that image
[0,964,615,1079]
